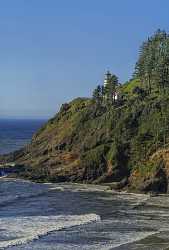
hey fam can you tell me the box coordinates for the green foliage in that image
[92,72,120,107]
[9,29,169,190]
[104,74,119,105]
[81,145,109,181]
[122,79,142,94]
[135,29,169,93]
[92,85,102,104]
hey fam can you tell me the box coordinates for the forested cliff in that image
[2,30,169,193]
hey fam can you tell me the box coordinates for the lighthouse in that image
[103,70,119,101]
[104,70,112,87]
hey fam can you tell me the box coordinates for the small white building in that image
[103,71,119,100]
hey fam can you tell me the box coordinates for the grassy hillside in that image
[1,77,169,193]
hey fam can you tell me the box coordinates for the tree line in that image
[135,29,169,93]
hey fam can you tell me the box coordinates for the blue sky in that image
[0,0,169,118]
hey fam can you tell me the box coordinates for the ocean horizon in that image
[0,118,46,155]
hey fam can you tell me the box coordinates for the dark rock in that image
[139,168,168,193]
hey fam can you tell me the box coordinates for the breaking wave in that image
[0,214,100,249]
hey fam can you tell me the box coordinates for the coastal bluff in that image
[2,30,169,193]
[1,91,169,194]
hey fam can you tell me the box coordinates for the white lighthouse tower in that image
[104,70,112,87]
[103,70,119,101]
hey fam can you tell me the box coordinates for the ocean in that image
[0,119,46,155]
[0,119,169,249]
[0,180,169,249]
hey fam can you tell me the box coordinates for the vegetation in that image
[92,72,120,106]
[135,29,169,93]
[2,29,169,193]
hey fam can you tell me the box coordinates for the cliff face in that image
[2,78,169,193]
[9,96,130,183]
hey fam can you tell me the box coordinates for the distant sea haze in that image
[0,119,46,155]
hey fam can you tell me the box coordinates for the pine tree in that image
[135,29,169,93]
[92,85,102,105]
[104,74,119,105]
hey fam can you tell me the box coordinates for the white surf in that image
[0,214,100,249]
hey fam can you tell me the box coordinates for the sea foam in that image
[0,214,100,249]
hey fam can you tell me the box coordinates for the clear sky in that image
[0,0,169,119]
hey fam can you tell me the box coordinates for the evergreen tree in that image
[135,29,169,93]
[104,74,119,105]
[92,85,102,104]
